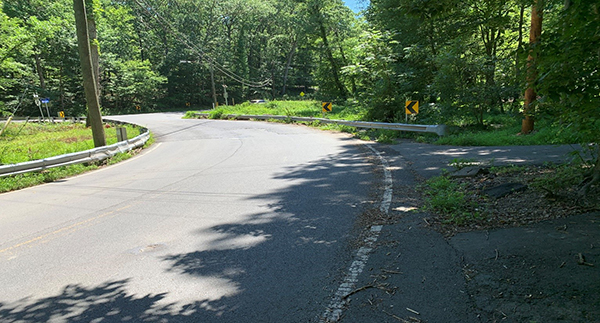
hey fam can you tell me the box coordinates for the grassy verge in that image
[0,122,142,164]
[0,121,152,193]
[185,100,414,143]
[435,118,584,146]
[186,100,583,146]
[185,99,367,121]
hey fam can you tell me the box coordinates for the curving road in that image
[0,113,377,322]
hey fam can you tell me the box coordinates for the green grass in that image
[186,100,583,146]
[187,99,368,121]
[0,121,150,193]
[0,122,141,164]
[435,118,583,146]
[420,176,483,225]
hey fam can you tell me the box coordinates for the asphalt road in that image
[0,113,377,322]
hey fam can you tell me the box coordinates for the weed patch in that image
[422,163,599,235]
[420,176,482,225]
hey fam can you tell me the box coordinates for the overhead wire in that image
[131,0,271,88]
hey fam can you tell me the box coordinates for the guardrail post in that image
[116,127,127,142]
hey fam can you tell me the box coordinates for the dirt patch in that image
[427,165,600,236]
[59,136,89,144]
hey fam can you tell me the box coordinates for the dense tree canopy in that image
[0,0,597,147]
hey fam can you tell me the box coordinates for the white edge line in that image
[321,144,392,322]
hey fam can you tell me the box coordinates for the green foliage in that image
[434,118,583,146]
[183,111,198,119]
[0,0,595,157]
[375,130,396,144]
[421,175,481,225]
[102,57,167,113]
[208,109,225,119]
[0,151,141,193]
[530,163,586,193]
[536,0,600,145]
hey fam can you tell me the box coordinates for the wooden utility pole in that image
[521,0,544,134]
[85,0,101,100]
[73,0,106,147]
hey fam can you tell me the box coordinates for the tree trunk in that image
[34,52,46,90]
[311,3,347,99]
[73,0,106,147]
[334,29,357,95]
[59,65,64,110]
[210,63,217,107]
[521,0,543,135]
[318,21,347,99]
[513,3,526,114]
[281,39,297,96]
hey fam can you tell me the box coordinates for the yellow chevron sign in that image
[405,100,419,115]
[322,102,332,112]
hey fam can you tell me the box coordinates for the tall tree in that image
[521,0,543,134]
[307,0,349,99]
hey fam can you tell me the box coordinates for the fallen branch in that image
[382,310,406,322]
[578,253,594,267]
[406,307,420,315]
[342,285,374,299]
[382,311,423,322]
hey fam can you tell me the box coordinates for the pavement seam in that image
[321,144,392,322]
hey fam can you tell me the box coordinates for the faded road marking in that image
[322,144,392,322]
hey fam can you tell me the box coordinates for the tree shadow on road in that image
[0,141,378,322]
[160,141,378,321]
[0,279,193,322]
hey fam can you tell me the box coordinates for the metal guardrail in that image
[0,118,150,178]
[194,113,448,136]
[0,116,87,123]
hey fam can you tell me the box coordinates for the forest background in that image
[0,0,598,143]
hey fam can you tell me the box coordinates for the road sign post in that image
[33,94,43,119]
[223,84,228,106]
[41,98,51,122]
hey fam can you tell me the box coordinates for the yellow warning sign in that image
[405,101,419,115]
[322,102,333,112]
[59,111,65,118]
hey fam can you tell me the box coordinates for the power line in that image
[132,0,271,88]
